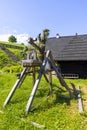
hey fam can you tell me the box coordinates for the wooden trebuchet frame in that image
[3,50,73,115]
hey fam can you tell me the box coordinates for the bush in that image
[2,66,10,72]
[2,65,23,73]
[8,35,17,43]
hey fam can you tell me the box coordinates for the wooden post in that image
[43,73,49,83]
[3,67,28,107]
[25,50,50,114]
[48,56,73,98]
[32,67,36,87]
[48,71,52,93]
[77,86,83,114]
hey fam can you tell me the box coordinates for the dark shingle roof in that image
[46,34,87,61]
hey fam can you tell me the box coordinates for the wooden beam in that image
[32,67,36,87]
[48,53,74,98]
[28,39,42,54]
[25,50,51,114]
[3,67,28,107]
[77,86,83,114]
[43,73,49,83]
[48,71,52,93]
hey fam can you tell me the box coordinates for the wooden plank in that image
[16,116,45,129]
[43,73,49,83]
[48,71,52,93]
[28,38,43,54]
[32,67,36,87]
[48,53,74,98]
[3,67,28,107]
[77,86,83,114]
[30,121,45,128]
[25,50,51,114]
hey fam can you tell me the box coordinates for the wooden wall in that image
[58,61,87,78]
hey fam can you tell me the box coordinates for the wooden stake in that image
[77,86,83,114]
[32,67,35,87]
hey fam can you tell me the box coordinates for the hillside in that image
[0,41,27,69]
[0,41,25,49]
[0,74,87,130]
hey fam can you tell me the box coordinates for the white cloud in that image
[16,34,29,44]
[0,34,10,42]
[0,33,29,45]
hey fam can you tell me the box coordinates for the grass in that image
[0,73,87,130]
[0,41,25,47]
[8,48,24,60]
[0,48,16,69]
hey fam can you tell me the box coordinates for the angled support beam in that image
[48,53,74,98]
[3,67,28,107]
[48,71,52,93]
[43,73,49,83]
[32,67,36,87]
[25,50,51,115]
[77,86,83,114]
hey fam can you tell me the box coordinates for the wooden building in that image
[46,34,87,78]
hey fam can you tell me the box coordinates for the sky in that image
[0,0,87,44]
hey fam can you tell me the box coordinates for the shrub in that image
[2,65,23,73]
[8,35,17,43]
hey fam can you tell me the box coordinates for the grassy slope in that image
[0,42,26,69]
[0,48,16,68]
[8,48,24,60]
[0,73,87,130]
[0,41,25,47]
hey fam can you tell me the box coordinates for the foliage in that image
[0,74,87,130]
[8,48,24,60]
[2,65,23,73]
[38,28,50,44]
[8,35,17,43]
[23,46,28,52]
[28,29,50,61]
[21,43,24,45]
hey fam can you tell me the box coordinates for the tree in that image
[21,43,24,45]
[8,35,17,43]
[28,29,50,61]
[38,28,49,44]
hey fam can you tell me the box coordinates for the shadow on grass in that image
[8,83,77,114]
[30,84,72,112]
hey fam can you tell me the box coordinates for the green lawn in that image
[0,73,87,130]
